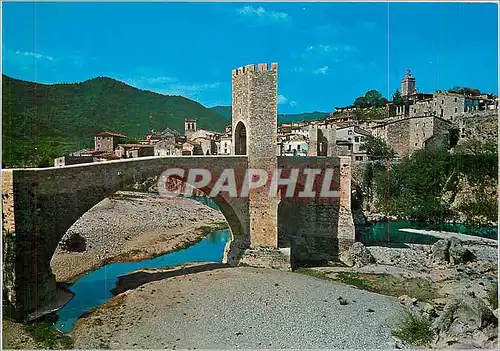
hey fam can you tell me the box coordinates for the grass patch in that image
[295,268,333,281]
[391,310,435,347]
[487,282,498,309]
[295,269,438,301]
[25,321,74,349]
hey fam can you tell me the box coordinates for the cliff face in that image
[444,174,497,225]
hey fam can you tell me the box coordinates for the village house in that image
[94,131,127,152]
[115,144,155,158]
[279,133,308,157]
[335,125,371,162]
[153,139,179,157]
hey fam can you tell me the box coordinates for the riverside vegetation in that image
[360,137,498,227]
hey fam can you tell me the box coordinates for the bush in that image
[25,321,74,349]
[487,283,498,310]
[391,310,435,347]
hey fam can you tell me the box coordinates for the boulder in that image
[432,239,450,263]
[339,242,375,268]
[398,295,417,308]
[437,296,497,335]
[449,238,475,264]
[431,238,475,265]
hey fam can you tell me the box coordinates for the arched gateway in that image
[2,62,355,319]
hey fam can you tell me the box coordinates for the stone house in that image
[372,116,451,157]
[279,133,308,156]
[335,125,371,162]
[153,140,179,156]
[94,132,127,152]
[115,144,154,158]
[219,134,232,155]
[191,137,218,155]
[432,92,465,121]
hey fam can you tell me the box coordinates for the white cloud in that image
[237,6,290,21]
[289,101,298,107]
[14,50,54,61]
[278,94,288,104]
[306,44,332,53]
[147,76,177,84]
[314,66,329,75]
[157,82,222,97]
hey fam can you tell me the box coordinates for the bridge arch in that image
[2,156,250,317]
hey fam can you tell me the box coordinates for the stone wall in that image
[454,112,498,145]
[277,156,354,265]
[386,118,411,157]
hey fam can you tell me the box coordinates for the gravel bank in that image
[71,266,403,349]
[50,191,226,282]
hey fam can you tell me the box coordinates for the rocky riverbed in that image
[50,191,227,282]
[70,265,403,349]
[314,236,499,349]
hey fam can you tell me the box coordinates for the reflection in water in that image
[56,229,231,333]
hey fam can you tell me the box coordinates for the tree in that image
[353,89,387,108]
[448,86,481,96]
[392,89,404,105]
[364,90,385,107]
[360,136,396,160]
[353,96,367,108]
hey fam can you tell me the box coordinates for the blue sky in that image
[2,2,498,113]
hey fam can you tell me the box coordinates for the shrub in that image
[391,310,435,347]
[487,283,498,310]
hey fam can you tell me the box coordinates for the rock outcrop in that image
[339,242,375,268]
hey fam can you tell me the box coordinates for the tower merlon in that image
[232,63,278,76]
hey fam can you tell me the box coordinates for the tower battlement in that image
[232,62,278,76]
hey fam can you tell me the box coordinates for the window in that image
[454,107,458,113]
[441,100,444,104]
[454,98,457,102]
[348,130,353,135]
[355,156,363,161]
[348,145,352,150]
[288,145,292,151]
[355,137,359,142]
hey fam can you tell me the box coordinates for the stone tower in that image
[184,118,197,140]
[401,70,416,97]
[231,63,278,248]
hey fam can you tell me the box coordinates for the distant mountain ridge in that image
[210,105,330,124]
[2,74,227,167]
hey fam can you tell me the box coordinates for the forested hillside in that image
[2,75,227,167]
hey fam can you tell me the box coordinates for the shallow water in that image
[363,220,498,245]
[56,229,231,333]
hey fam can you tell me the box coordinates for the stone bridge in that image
[2,155,354,318]
[2,62,355,319]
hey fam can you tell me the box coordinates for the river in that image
[55,195,496,333]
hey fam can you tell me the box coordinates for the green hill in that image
[2,75,227,167]
[210,106,329,124]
